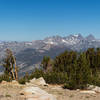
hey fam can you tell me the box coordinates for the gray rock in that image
[80,90,96,94]
[30,77,47,86]
[92,86,100,93]
[20,86,56,100]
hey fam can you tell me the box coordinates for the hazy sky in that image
[0,0,100,41]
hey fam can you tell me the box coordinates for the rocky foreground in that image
[0,78,100,100]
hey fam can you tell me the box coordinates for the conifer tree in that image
[2,49,18,80]
[41,56,51,71]
[96,48,100,69]
[77,53,91,89]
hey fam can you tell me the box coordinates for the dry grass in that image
[0,82,100,100]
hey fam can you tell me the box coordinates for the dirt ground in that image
[0,82,100,100]
[39,85,100,100]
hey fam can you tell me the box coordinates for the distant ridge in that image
[0,34,100,76]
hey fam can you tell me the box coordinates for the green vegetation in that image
[0,74,11,82]
[1,48,100,90]
[18,77,26,84]
[0,49,18,83]
[24,48,100,89]
[5,94,11,97]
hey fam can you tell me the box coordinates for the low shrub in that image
[0,74,11,83]
[44,72,68,84]
[18,78,26,84]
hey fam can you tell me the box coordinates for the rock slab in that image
[20,86,56,100]
[30,77,47,86]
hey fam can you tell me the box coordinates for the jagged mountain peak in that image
[86,34,95,41]
[0,33,100,76]
[66,34,83,39]
[43,34,97,45]
[43,35,63,45]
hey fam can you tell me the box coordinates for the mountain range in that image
[0,34,100,76]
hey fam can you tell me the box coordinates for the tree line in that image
[1,48,100,90]
[37,48,100,89]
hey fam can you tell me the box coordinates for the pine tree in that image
[41,56,51,71]
[77,53,91,89]
[96,48,100,69]
[2,49,18,80]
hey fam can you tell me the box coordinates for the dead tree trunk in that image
[11,63,16,80]
[13,56,18,81]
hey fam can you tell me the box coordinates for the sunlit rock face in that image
[20,87,57,100]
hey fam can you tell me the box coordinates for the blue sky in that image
[0,0,100,41]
